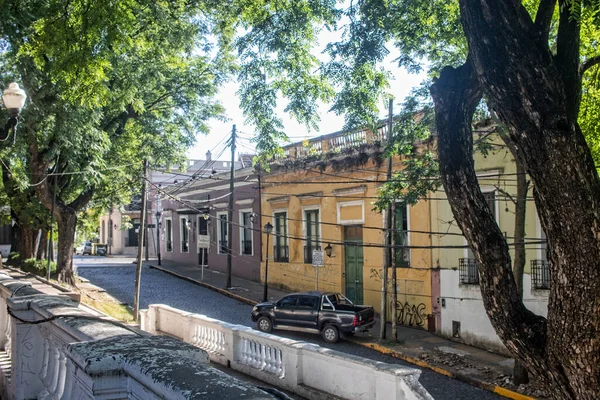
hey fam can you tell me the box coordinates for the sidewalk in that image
[146,259,546,400]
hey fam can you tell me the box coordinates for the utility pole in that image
[380,98,393,340]
[47,154,59,281]
[134,160,147,321]
[226,124,236,289]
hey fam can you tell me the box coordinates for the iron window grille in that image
[274,245,289,262]
[219,240,229,254]
[531,260,550,290]
[459,258,479,284]
[241,240,252,255]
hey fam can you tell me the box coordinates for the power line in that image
[147,178,547,250]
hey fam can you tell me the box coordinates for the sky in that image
[186,24,428,162]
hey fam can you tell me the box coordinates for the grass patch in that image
[81,294,135,323]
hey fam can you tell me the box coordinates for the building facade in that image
[160,167,262,281]
[432,126,549,354]
[99,151,251,256]
[260,127,436,328]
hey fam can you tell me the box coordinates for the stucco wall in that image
[439,269,548,354]
[260,152,434,325]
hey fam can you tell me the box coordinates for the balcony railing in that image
[242,240,253,255]
[304,245,321,264]
[531,259,550,290]
[276,124,387,162]
[219,240,229,254]
[273,245,289,262]
[459,258,479,284]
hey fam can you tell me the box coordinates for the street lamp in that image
[324,243,333,257]
[1,83,27,144]
[155,211,162,266]
[263,221,273,302]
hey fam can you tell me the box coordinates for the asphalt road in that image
[76,256,502,400]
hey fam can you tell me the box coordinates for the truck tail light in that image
[352,315,358,327]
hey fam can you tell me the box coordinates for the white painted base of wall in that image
[439,269,548,354]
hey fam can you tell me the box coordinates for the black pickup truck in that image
[251,291,375,343]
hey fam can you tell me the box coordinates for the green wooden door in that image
[344,226,364,304]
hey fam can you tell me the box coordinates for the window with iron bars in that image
[218,214,228,254]
[531,260,550,290]
[459,258,479,284]
[394,204,410,267]
[274,212,288,262]
[304,210,319,263]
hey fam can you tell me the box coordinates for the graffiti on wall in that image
[392,300,427,327]
[370,268,383,282]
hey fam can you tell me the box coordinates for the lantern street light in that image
[1,83,27,144]
[263,222,273,302]
[324,243,333,257]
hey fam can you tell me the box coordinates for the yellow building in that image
[260,127,435,329]
[431,124,549,353]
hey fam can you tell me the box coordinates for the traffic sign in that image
[312,250,324,267]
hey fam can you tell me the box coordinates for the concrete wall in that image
[439,269,548,354]
[141,303,434,400]
[0,272,274,400]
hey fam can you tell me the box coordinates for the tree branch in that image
[555,0,581,118]
[534,0,556,44]
[580,55,600,75]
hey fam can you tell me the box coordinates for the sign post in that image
[312,249,324,290]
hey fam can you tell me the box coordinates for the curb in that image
[351,341,535,400]
[149,264,534,400]
[148,264,258,307]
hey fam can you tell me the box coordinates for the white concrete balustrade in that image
[0,271,279,400]
[140,304,434,400]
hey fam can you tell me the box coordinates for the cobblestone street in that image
[76,257,502,400]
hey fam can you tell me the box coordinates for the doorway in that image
[344,226,364,304]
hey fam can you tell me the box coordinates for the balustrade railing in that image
[0,271,277,400]
[140,304,433,400]
[278,124,387,162]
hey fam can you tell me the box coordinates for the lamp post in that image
[263,222,273,302]
[325,243,333,258]
[155,211,162,266]
[1,83,27,144]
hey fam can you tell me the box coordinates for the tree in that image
[428,1,600,397]
[0,0,230,283]
[234,0,600,396]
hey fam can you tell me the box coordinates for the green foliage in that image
[76,208,102,243]
[234,0,337,157]
[8,252,19,262]
[375,98,438,210]
[20,258,56,278]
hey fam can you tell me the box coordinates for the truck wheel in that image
[257,316,273,333]
[321,325,339,343]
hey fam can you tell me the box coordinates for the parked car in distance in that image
[82,241,93,255]
[251,292,375,343]
[74,244,85,255]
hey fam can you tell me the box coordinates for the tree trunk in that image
[18,223,37,261]
[502,132,530,385]
[430,1,600,397]
[430,60,550,387]
[56,211,77,285]
[36,228,48,260]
